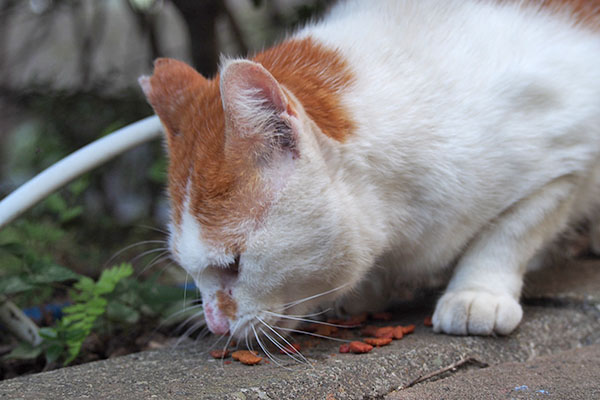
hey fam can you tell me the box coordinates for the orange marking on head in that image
[216,290,237,319]
[253,37,356,142]
[142,38,355,249]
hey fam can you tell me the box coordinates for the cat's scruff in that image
[140,0,600,338]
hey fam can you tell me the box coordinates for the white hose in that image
[0,115,163,229]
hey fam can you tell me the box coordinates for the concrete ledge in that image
[1,261,599,400]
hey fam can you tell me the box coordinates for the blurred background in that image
[0,0,332,378]
[0,0,332,277]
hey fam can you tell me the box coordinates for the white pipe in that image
[0,115,163,229]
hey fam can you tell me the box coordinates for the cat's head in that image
[139,57,367,339]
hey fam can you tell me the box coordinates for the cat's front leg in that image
[433,176,577,335]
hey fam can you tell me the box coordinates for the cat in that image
[139,0,600,339]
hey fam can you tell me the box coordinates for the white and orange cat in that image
[139,0,600,339]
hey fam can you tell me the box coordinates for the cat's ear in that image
[219,59,299,160]
[138,58,207,139]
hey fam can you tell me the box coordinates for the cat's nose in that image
[204,301,230,335]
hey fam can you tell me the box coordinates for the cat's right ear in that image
[138,58,207,139]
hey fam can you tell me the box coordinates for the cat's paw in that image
[432,290,522,336]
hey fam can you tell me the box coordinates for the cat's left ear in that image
[219,59,299,159]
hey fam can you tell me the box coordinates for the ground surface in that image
[1,259,599,400]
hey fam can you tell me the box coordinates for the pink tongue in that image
[204,302,230,335]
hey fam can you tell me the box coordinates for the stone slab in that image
[387,344,600,400]
[1,259,599,399]
[1,305,599,400]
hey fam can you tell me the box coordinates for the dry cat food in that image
[231,350,262,365]
[349,341,374,353]
[339,343,351,353]
[220,315,424,365]
[423,316,433,327]
[363,337,392,347]
[209,349,229,359]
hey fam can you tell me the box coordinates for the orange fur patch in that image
[216,290,238,319]
[253,38,356,142]
[145,38,354,251]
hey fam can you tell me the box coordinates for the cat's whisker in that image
[284,307,332,319]
[176,306,204,328]
[175,318,206,347]
[104,240,167,267]
[129,247,169,266]
[165,304,204,324]
[276,326,350,343]
[282,282,350,310]
[135,251,172,278]
[264,310,357,328]
[257,316,312,366]
[258,327,305,367]
[135,224,170,236]
[251,324,289,369]
[175,310,205,334]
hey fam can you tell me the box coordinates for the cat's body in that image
[140,0,600,339]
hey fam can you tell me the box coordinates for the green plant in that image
[39,263,134,365]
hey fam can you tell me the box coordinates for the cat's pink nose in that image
[204,302,230,335]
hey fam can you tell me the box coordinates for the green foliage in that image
[39,263,134,365]
[0,241,80,296]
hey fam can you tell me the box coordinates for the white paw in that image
[432,290,523,336]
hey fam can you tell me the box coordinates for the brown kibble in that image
[363,337,393,347]
[374,326,395,339]
[279,343,301,354]
[392,326,404,340]
[339,343,351,353]
[349,341,373,353]
[209,349,229,359]
[231,350,258,361]
[231,350,262,365]
[402,324,415,334]
[424,316,433,327]
[372,312,393,321]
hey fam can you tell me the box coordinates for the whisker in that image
[173,309,205,333]
[259,327,304,367]
[282,283,350,310]
[135,252,171,277]
[245,330,252,352]
[104,240,167,267]
[256,316,311,366]
[264,311,358,328]
[135,224,170,235]
[252,325,288,369]
[160,303,203,327]
[175,318,206,347]
[277,308,332,319]
[276,326,350,342]
[129,247,169,265]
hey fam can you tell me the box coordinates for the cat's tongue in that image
[204,301,230,335]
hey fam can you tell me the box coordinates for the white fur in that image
[174,0,600,338]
